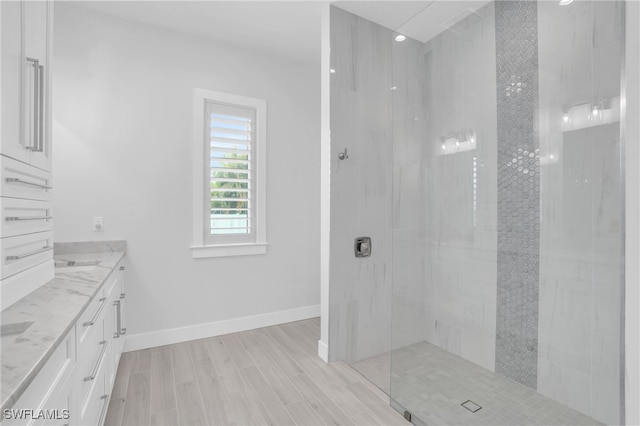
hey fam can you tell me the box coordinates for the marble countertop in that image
[0,241,126,413]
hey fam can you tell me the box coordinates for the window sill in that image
[190,243,268,259]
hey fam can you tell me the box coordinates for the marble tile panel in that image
[537,358,592,417]
[590,332,621,425]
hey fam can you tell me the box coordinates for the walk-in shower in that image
[328,1,626,424]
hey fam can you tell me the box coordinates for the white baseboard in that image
[318,339,329,362]
[123,304,320,352]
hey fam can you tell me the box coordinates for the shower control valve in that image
[354,237,372,258]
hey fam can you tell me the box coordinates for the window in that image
[192,89,267,258]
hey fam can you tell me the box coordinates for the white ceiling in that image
[335,0,492,42]
[70,1,492,66]
[70,1,325,67]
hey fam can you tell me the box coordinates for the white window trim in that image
[191,88,268,258]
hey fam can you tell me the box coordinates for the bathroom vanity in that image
[1,241,126,426]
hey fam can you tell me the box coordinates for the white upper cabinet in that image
[1,1,52,172]
[1,1,26,164]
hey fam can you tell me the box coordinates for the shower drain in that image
[461,400,482,413]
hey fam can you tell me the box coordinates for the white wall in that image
[318,3,331,362]
[52,3,320,348]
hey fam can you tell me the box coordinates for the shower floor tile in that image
[352,341,603,426]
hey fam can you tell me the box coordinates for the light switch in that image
[93,216,104,232]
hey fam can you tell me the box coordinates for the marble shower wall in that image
[328,6,394,362]
[418,2,498,372]
[537,2,624,424]
[328,5,432,363]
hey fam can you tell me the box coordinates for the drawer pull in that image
[114,300,121,338]
[5,216,52,221]
[5,177,51,190]
[83,297,107,327]
[84,340,108,382]
[6,246,52,260]
[98,394,110,426]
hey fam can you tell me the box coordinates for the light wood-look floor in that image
[104,318,408,426]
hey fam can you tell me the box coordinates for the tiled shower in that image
[328,1,625,424]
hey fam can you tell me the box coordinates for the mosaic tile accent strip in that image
[494,0,541,389]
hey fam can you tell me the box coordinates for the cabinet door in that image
[1,1,29,163]
[23,0,51,172]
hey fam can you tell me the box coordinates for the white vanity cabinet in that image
[1,0,54,311]
[3,258,127,426]
[74,259,126,426]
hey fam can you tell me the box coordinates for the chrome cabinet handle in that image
[5,177,51,190]
[5,216,52,221]
[36,64,44,153]
[119,293,126,334]
[26,58,39,151]
[6,246,52,260]
[84,340,108,381]
[98,394,110,426]
[83,298,107,327]
[113,300,121,338]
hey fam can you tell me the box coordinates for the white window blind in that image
[192,88,266,258]
[206,102,256,244]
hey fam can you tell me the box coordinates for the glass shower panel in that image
[389,1,625,425]
[390,3,499,423]
[537,2,624,423]
[329,4,394,394]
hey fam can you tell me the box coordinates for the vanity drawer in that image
[0,155,52,202]
[102,265,119,298]
[0,197,52,238]
[76,289,107,351]
[76,327,108,425]
[4,328,75,426]
[78,369,108,426]
[0,231,52,280]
